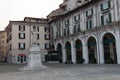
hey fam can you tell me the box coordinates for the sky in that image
[0,0,63,30]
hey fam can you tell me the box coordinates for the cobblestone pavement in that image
[0,64,120,80]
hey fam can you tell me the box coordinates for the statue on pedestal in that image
[19,30,49,70]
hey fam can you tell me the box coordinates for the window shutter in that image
[100,4,103,11]
[23,26,25,31]
[91,9,93,15]
[77,24,80,32]
[86,11,88,17]
[101,16,104,25]
[19,33,20,39]
[19,26,21,31]
[108,1,111,9]
[90,20,92,29]
[24,43,25,49]
[74,16,76,21]
[24,33,25,39]
[78,14,80,20]
[73,25,76,33]
[18,43,20,49]
[109,13,112,23]
[86,21,88,30]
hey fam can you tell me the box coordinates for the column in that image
[83,40,88,64]
[115,30,120,64]
[62,46,66,63]
[71,40,76,64]
[99,41,104,64]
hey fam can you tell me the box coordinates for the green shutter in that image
[78,14,80,20]
[91,9,93,15]
[74,16,76,21]
[101,16,104,25]
[77,24,80,32]
[89,20,92,29]
[108,1,111,8]
[109,13,112,23]
[86,11,88,17]
[86,21,88,30]
[100,4,103,11]
[73,25,76,33]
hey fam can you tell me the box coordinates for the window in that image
[86,19,93,30]
[73,24,80,33]
[19,33,25,39]
[86,9,93,17]
[45,34,50,40]
[101,1,111,11]
[64,19,69,25]
[45,43,50,49]
[64,28,69,36]
[45,27,50,32]
[101,13,112,25]
[18,43,25,50]
[74,14,80,21]
[33,26,36,32]
[19,25,25,31]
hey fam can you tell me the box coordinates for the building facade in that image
[5,17,50,64]
[0,31,7,62]
[48,0,120,64]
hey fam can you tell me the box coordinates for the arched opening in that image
[65,41,72,64]
[57,43,62,63]
[87,37,97,63]
[103,33,117,64]
[75,39,84,63]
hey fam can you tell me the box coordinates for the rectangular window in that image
[19,33,25,39]
[64,19,69,25]
[19,25,25,31]
[45,43,50,49]
[73,24,80,33]
[74,14,80,21]
[86,9,93,17]
[86,19,93,30]
[45,34,50,40]
[101,1,111,11]
[45,27,50,32]
[101,13,112,25]
[33,26,36,32]
[18,43,25,50]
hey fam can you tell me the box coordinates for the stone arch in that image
[65,41,72,63]
[87,36,97,63]
[75,39,84,63]
[56,43,62,63]
[102,33,117,64]
[100,31,117,42]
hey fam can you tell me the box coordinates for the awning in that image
[18,54,26,56]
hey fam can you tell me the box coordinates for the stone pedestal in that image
[20,45,49,70]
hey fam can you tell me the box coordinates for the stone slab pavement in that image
[0,64,120,80]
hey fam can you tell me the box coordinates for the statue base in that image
[20,45,49,70]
